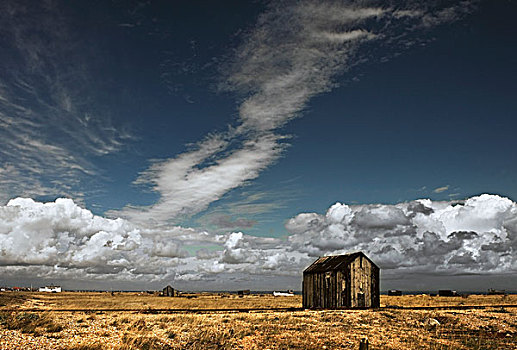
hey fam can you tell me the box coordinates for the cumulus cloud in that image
[0,197,305,287]
[118,0,476,225]
[286,194,517,276]
[0,198,188,281]
[0,194,514,289]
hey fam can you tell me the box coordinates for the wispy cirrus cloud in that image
[116,133,286,224]
[434,185,450,193]
[118,0,477,226]
[0,0,130,202]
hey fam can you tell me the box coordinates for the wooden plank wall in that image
[349,255,371,307]
[372,265,380,307]
[303,256,379,309]
[349,255,378,308]
[336,270,343,308]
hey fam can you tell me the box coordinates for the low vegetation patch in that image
[0,311,62,335]
[0,292,28,307]
[121,332,172,350]
[67,343,105,350]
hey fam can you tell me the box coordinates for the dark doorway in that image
[357,292,365,308]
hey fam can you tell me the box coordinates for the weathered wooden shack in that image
[162,285,175,297]
[303,252,380,309]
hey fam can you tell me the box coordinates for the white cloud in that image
[285,194,516,277]
[0,198,186,281]
[118,133,286,224]
[0,194,514,289]
[433,185,450,193]
[0,197,304,286]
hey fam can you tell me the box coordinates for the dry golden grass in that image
[0,311,62,335]
[5,292,515,311]
[382,294,516,308]
[0,292,27,307]
[11,292,300,310]
[0,292,515,349]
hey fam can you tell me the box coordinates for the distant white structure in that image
[273,290,295,297]
[39,285,62,293]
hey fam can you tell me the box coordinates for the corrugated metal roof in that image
[303,252,377,273]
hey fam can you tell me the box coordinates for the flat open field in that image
[0,292,515,349]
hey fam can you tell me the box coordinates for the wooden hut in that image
[303,252,380,309]
[162,285,175,297]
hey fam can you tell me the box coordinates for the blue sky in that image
[0,0,516,290]
[99,0,514,231]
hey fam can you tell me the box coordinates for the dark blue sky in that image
[281,0,517,208]
[72,1,517,238]
[143,0,516,236]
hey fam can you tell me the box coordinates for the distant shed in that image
[162,285,175,297]
[303,252,380,309]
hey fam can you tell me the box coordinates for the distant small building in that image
[273,290,295,296]
[162,285,175,297]
[237,289,250,297]
[487,288,506,295]
[303,252,380,309]
[39,285,62,293]
[438,290,458,297]
[387,289,402,296]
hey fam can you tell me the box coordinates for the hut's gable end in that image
[350,255,371,307]
[303,252,380,309]
[162,285,175,297]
